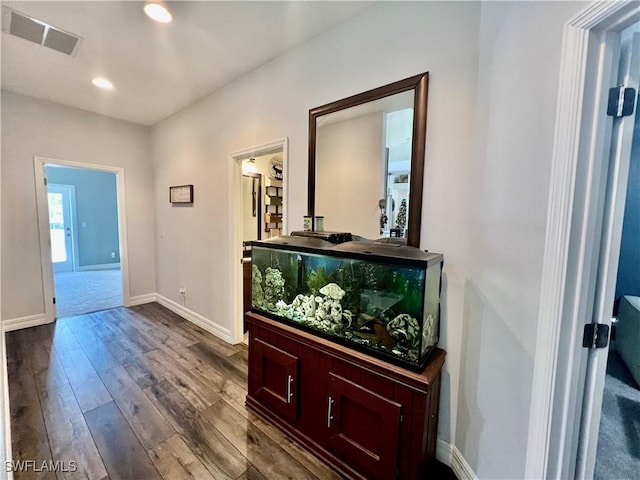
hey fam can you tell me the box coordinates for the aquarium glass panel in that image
[422,262,441,356]
[251,240,442,371]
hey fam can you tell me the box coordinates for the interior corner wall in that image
[151,0,479,467]
[0,91,156,320]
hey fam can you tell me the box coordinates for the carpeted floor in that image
[54,269,123,318]
[594,347,640,480]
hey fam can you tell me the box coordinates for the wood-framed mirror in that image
[308,72,428,247]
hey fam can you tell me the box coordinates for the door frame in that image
[228,138,288,344]
[525,1,640,478]
[34,156,130,322]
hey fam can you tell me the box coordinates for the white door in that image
[47,184,75,273]
[576,31,639,480]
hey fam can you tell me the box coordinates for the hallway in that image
[53,269,122,318]
[5,303,340,480]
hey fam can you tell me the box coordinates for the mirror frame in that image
[308,72,429,247]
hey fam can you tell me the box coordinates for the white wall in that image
[1,92,156,320]
[151,0,479,468]
[316,111,384,239]
[450,1,589,478]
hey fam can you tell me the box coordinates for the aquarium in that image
[250,235,443,371]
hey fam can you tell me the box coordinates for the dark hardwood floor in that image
[5,303,341,480]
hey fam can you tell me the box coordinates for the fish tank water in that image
[250,235,443,372]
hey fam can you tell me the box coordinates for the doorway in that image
[34,157,130,321]
[241,172,262,324]
[229,138,288,344]
[593,27,640,480]
[526,3,640,479]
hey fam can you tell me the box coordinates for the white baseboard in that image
[155,294,232,343]
[126,293,158,306]
[77,263,121,271]
[2,314,50,332]
[437,438,477,480]
[437,438,454,465]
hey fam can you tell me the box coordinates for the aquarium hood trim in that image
[250,236,442,269]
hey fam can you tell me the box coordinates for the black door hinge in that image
[582,323,610,349]
[607,86,636,118]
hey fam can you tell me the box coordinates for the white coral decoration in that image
[275,300,289,314]
[319,283,345,300]
[423,314,435,346]
[311,283,346,333]
[387,313,420,348]
[342,310,354,327]
[330,303,343,323]
[286,294,316,320]
[251,265,264,307]
[291,294,304,308]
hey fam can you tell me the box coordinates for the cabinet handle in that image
[286,375,294,404]
[327,396,334,428]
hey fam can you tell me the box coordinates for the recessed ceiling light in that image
[144,2,172,24]
[92,77,114,90]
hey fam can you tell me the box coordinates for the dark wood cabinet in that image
[326,373,402,479]
[246,311,445,480]
[250,338,298,422]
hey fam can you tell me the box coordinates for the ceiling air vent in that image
[1,6,83,57]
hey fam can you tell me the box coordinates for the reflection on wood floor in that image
[5,303,340,480]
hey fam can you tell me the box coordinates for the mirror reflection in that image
[315,91,414,239]
[309,72,428,247]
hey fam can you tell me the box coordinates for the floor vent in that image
[1,6,82,56]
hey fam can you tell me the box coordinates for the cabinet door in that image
[326,373,402,480]
[252,338,298,422]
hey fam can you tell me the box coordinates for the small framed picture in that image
[169,184,194,204]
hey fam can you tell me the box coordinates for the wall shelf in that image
[264,178,283,236]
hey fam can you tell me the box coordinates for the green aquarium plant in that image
[396,269,425,316]
[336,261,364,315]
[306,265,335,296]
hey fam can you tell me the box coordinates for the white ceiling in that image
[1,1,372,125]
